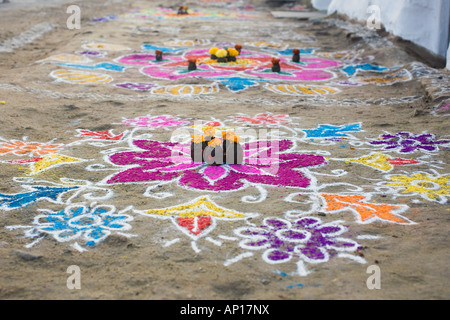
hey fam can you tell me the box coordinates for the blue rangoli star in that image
[340,63,390,77]
[141,44,186,54]
[211,77,261,92]
[275,48,316,56]
[302,123,362,139]
[0,186,79,211]
[55,62,127,72]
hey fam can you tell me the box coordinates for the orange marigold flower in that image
[203,126,216,137]
[222,131,241,143]
[208,138,222,148]
[191,135,204,144]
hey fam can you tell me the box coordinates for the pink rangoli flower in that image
[233,113,291,126]
[122,114,190,129]
[117,48,340,84]
[106,139,326,191]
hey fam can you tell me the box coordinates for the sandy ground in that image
[0,0,449,301]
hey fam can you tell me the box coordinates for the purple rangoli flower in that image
[115,82,157,91]
[78,50,107,58]
[105,139,326,191]
[369,132,450,153]
[234,217,360,264]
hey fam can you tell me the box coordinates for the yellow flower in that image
[208,138,222,148]
[222,130,241,143]
[215,49,228,58]
[191,135,204,144]
[203,126,216,137]
[209,47,219,55]
[227,48,239,57]
[387,173,449,202]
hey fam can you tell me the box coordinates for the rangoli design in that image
[7,204,134,250]
[385,172,449,204]
[123,7,259,20]
[232,113,292,126]
[103,139,327,192]
[122,114,191,129]
[50,69,113,84]
[0,138,62,157]
[2,112,448,276]
[368,132,450,154]
[334,152,420,172]
[139,195,258,240]
[234,216,363,275]
[114,48,340,92]
[3,1,449,285]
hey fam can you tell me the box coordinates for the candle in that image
[205,138,224,165]
[155,49,163,61]
[202,126,216,149]
[271,58,281,72]
[222,131,243,164]
[292,49,300,63]
[191,135,204,163]
[188,57,197,71]
[178,6,188,15]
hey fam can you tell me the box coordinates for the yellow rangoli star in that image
[142,196,258,239]
[29,154,81,175]
[145,195,246,219]
[346,153,393,172]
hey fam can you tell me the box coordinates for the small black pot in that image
[190,142,204,163]
[188,61,197,70]
[223,142,243,164]
[204,146,224,165]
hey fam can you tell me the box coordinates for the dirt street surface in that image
[0,0,449,301]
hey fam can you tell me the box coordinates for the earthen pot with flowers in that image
[190,127,243,165]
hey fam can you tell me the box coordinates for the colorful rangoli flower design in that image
[141,195,258,240]
[234,216,360,265]
[341,153,420,172]
[320,194,414,224]
[386,172,449,203]
[116,48,340,92]
[368,132,450,153]
[105,139,326,192]
[77,129,125,141]
[114,82,157,91]
[233,113,292,126]
[123,7,258,20]
[122,114,190,129]
[0,185,79,211]
[0,139,62,157]
[302,123,362,139]
[9,205,134,249]
[27,154,83,175]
